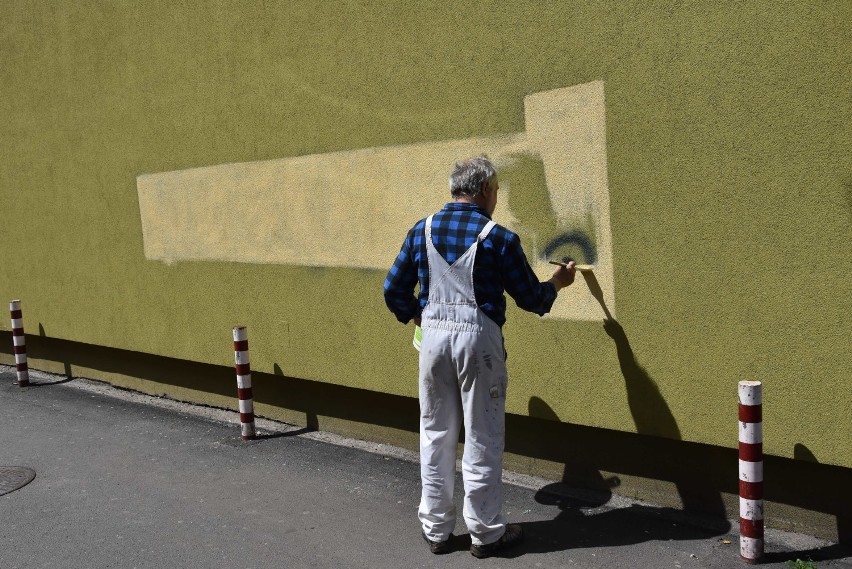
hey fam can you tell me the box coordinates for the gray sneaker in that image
[470,524,524,558]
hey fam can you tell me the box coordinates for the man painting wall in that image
[384,156,577,557]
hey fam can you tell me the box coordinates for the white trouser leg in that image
[458,328,508,546]
[417,329,462,541]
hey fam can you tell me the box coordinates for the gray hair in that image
[449,156,496,198]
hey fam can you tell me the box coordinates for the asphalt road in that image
[1,365,850,568]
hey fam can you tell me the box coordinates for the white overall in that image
[417,215,508,546]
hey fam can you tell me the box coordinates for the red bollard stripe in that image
[16,363,28,372]
[13,345,26,355]
[12,328,24,336]
[739,479,764,500]
[235,363,251,376]
[739,442,763,461]
[237,387,253,400]
[10,309,22,319]
[740,518,764,539]
[738,404,762,423]
[239,412,254,423]
[233,340,249,352]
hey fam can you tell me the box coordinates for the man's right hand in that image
[548,262,576,291]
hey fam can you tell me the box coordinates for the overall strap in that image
[477,220,497,242]
[424,215,434,245]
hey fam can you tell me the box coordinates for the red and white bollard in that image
[738,380,764,563]
[233,326,256,440]
[9,300,29,387]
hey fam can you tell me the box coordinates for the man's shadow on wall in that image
[583,270,727,516]
[507,270,730,556]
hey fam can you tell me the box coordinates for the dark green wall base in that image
[2,331,849,546]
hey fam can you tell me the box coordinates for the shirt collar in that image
[442,201,492,219]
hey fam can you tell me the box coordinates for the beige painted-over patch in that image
[137,81,614,320]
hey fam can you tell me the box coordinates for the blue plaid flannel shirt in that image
[383,202,557,327]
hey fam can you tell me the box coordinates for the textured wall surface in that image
[1,1,850,467]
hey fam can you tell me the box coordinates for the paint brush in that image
[548,260,594,271]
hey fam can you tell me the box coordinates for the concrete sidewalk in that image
[1,365,850,569]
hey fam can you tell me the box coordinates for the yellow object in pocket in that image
[413,325,422,352]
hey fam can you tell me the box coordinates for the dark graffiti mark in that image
[541,231,597,265]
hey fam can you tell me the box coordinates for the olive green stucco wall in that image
[2,1,850,472]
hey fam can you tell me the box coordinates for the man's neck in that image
[454,196,487,209]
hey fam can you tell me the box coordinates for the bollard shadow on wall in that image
[272,363,319,432]
[252,363,418,435]
[758,444,852,563]
[792,444,850,545]
[762,443,852,563]
[17,324,75,388]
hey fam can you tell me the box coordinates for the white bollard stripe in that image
[13,335,25,346]
[236,374,252,389]
[740,536,763,559]
[239,399,254,414]
[739,459,764,483]
[11,318,23,329]
[233,327,248,342]
[738,381,762,405]
[15,353,27,364]
[739,497,764,520]
[739,421,763,444]
[234,350,250,364]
